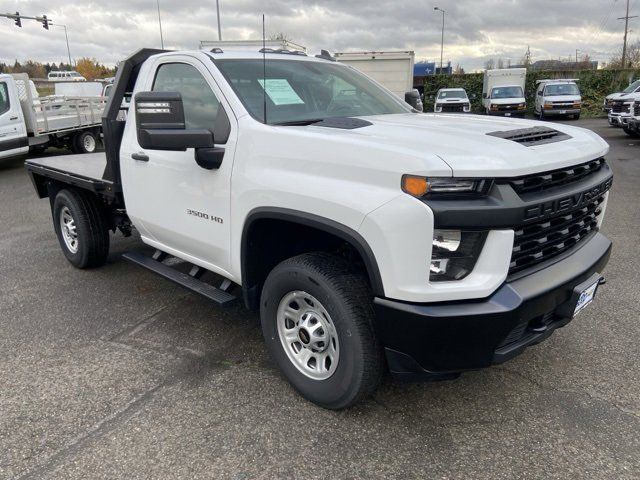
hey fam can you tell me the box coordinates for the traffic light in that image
[14,12,21,27]
[41,14,49,29]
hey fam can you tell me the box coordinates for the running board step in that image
[122,251,237,307]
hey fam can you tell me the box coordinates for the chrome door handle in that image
[131,152,149,162]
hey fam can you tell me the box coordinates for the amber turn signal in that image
[401,175,429,197]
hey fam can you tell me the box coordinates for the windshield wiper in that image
[270,118,326,126]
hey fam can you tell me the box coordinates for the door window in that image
[152,63,220,131]
[0,83,9,115]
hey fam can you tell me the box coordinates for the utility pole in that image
[216,0,222,41]
[434,7,445,74]
[619,0,638,68]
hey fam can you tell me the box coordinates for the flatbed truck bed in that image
[25,153,118,197]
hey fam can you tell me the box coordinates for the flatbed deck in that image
[25,153,119,196]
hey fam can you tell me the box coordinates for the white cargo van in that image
[534,79,582,120]
[482,68,527,117]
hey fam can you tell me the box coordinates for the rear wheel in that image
[623,126,639,137]
[74,130,98,154]
[260,252,383,409]
[52,189,110,268]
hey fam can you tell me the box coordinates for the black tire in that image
[538,109,544,120]
[52,189,110,268]
[260,252,383,409]
[74,130,98,154]
[623,127,639,137]
[574,113,581,120]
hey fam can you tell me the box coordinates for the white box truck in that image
[334,51,415,99]
[482,68,527,117]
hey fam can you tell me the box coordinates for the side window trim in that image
[151,60,230,144]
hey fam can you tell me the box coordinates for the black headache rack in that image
[25,48,167,203]
[101,48,168,188]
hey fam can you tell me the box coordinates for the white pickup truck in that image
[25,48,613,409]
[0,73,105,162]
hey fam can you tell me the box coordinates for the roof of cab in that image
[203,48,335,63]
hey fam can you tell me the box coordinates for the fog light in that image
[430,230,487,281]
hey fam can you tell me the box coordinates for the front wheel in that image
[52,189,110,268]
[260,253,383,409]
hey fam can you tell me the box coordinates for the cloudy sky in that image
[0,0,636,70]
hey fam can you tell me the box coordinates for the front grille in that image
[635,102,640,116]
[611,101,629,113]
[497,104,520,111]
[551,103,574,110]
[487,126,570,147]
[506,158,606,194]
[509,194,606,274]
[441,103,465,112]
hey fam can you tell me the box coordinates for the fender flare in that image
[241,207,385,306]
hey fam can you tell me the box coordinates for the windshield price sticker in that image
[258,79,305,105]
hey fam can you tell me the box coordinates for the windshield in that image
[623,80,640,93]
[544,83,580,96]
[491,86,523,99]
[215,59,411,125]
[438,90,466,99]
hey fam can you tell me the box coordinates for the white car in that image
[24,48,613,409]
[535,80,582,120]
[603,80,640,113]
[47,71,86,82]
[433,88,471,113]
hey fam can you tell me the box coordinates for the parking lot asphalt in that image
[1,118,639,480]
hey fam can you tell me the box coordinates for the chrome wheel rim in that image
[59,206,78,253]
[83,135,96,152]
[276,291,339,380]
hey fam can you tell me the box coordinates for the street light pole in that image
[216,0,222,41]
[51,23,73,67]
[434,7,445,74]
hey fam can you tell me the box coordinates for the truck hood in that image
[329,113,609,177]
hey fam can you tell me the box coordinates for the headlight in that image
[430,230,487,281]
[490,104,498,111]
[401,175,492,197]
[518,103,526,110]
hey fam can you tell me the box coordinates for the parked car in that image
[535,79,582,120]
[603,79,640,113]
[433,88,470,113]
[24,48,612,409]
[48,71,86,82]
[482,68,527,117]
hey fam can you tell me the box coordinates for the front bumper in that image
[609,113,631,126]
[542,108,580,116]
[487,110,526,117]
[373,232,611,381]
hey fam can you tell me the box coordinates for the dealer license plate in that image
[559,110,566,114]
[573,280,599,317]
[505,112,511,117]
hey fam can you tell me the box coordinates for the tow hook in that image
[598,277,606,286]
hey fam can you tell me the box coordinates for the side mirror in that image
[482,93,488,99]
[405,90,423,112]
[135,91,214,151]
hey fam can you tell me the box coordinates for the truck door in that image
[120,57,235,277]
[0,79,28,160]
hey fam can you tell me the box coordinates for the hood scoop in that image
[486,126,571,147]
